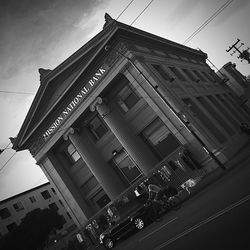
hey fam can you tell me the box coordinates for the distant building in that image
[12,14,250,230]
[0,182,76,240]
[217,62,250,109]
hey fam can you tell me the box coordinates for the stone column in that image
[41,154,90,225]
[63,127,126,200]
[90,97,158,176]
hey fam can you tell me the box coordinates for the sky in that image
[0,0,250,201]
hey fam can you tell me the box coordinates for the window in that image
[80,176,99,195]
[152,64,173,81]
[67,212,72,219]
[182,69,196,81]
[115,84,140,113]
[0,207,11,219]
[13,201,24,212]
[197,96,234,136]
[140,118,180,159]
[59,200,64,207]
[48,202,58,211]
[169,67,186,81]
[6,222,17,232]
[112,149,142,184]
[202,71,214,82]
[41,190,51,200]
[29,196,36,203]
[88,115,108,140]
[193,70,206,81]
[182,98,226,143]
[51,188,56,195]
[67,144,81,163]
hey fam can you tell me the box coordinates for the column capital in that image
[63,127,75,141]
[90,97,103,112]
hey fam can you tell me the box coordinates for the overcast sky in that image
[0,0,250,201]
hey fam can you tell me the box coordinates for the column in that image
[90,97,158,176]
[63,127,126,200]
[40,155,90,226]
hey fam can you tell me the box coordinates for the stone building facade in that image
[13,15,250,228]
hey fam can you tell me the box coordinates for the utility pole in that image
[226,39,250,64]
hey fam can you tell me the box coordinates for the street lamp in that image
[104,45,226,170]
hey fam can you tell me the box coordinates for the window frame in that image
[87,114,109,141]
[114,83,140,114]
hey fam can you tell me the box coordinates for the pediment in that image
[15,24,118,149]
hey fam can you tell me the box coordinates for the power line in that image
[183,0,234,45]
[0,152,17,172]
[116,0,136,20]
[0,142,12,154]
[130,0,155,26]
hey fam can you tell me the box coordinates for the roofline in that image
[13,18,207,150]
[0,182,50,204]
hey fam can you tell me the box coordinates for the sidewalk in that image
[190,139,250,197]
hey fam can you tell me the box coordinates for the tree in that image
[0,208,65,250]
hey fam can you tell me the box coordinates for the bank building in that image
[12,14,250,229]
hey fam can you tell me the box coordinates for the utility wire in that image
[130,0,155,26]
[183,0,234,45]
[0,152,16,172]
[116,0,136,20]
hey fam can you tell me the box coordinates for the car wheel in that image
[134,217,145,230]
[103,237,114,249]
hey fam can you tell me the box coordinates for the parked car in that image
[99,202,159,249]
[99,194,181,249]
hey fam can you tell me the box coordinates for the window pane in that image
[142,118,180,158]
[116,85,139,113]
[13,202,24,212]
[152,64,172,81]
[169,67,186,81]
[67,144,80,162]
[0,208,11,219]
[89,116,108,140]
[113,149,141,183]
[49,202,58,211]
[41,190,51,200]
[71,151,81,162]
[67,144,75,155]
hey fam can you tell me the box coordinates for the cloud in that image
[0,0,107,81]
[212,0,250,25]
[166,0,202,25]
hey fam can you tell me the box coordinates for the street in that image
[100,156,250,250]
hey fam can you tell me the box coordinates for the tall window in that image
[67,144,81,163]
[13,201,24,212]
[182,98,226,143]
[193,70,206,81]
[169,67,186,81]
[115,84,140,113]
[29,196,36,203]
[140,118,180,159]
[111,149,142,184]
[88,115,108,141]
[152,64,173,81]
[182,68,196,81]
